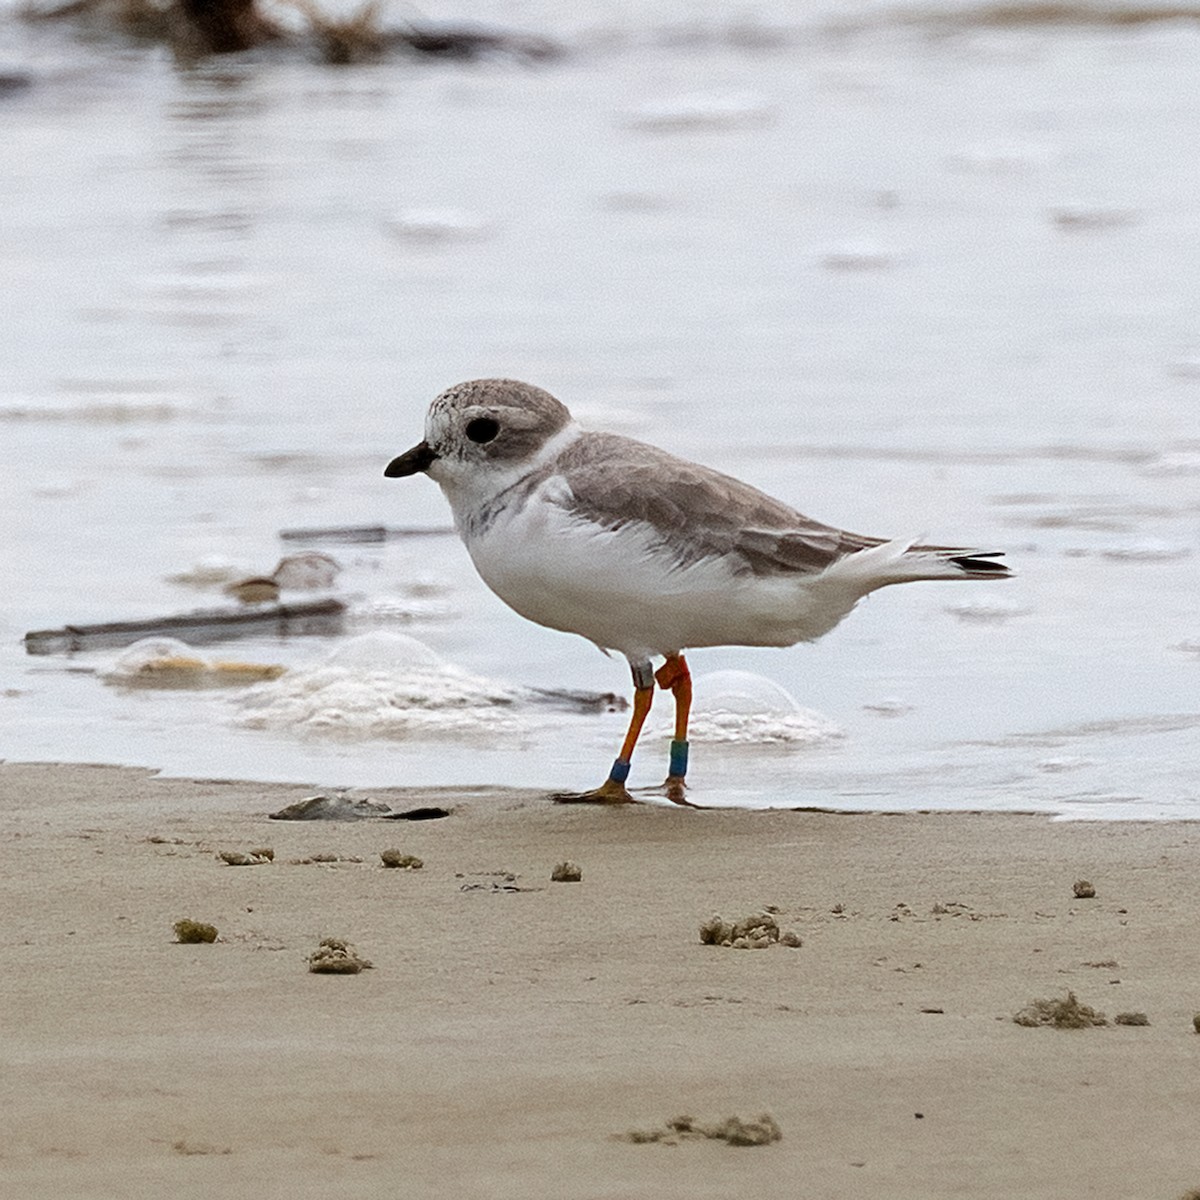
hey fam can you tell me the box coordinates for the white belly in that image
[457,492,863,658]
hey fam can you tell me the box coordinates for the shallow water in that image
[3,2,1199,817]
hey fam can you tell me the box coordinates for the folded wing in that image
[554,432,1009,580]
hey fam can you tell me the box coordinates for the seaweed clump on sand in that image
[288,0,564,65]
[1114,1012,1150,1026]
[288,0,385,63]
[307,937,372,974]
[380,849,423,869]
[22,0,282,54]
[699,912,801,950]
[22,0,562,63]
[173,919,218,943]
[1013,991,1107,1028]
[621,1113,782,1147]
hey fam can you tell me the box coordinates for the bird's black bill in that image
[384,441,438,477]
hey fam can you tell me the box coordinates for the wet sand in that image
[2,761,1197,1198]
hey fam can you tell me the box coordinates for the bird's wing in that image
[550,433,881,577]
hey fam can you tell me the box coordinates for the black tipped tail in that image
[946,551,1012,579]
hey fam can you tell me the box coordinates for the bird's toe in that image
[550,779,637,805]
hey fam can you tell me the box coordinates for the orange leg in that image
[552,660,655,804]
[655,654,692,805]
[617,682,656,765]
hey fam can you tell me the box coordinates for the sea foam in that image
[673,670,843,746]
[235,632,524,740]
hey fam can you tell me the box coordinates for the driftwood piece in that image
[526,687,627,714]
[24,598,346,655]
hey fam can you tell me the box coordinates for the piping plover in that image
[385,379,1011,805]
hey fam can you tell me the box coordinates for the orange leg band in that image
[655,654,692,744]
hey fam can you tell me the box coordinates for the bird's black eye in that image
[465,417,500,444]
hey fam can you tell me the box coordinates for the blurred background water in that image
[3,0,1199,816]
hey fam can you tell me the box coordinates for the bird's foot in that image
[660,774,697,807]
[550,778,637,805]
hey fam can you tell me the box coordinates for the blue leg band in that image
[668,739,689,779]
[608,758,631,784]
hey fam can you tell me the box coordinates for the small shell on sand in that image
[308,938,372,974]
[173,919,218,943]
[551,861,582,882]
[224,577,281,604]
[269,794,394,821]
[380,849,423,869]
[219,848,273,866]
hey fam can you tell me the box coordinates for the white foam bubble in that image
[349,597,457,628]
[1137,452,1200,478]
[271,551,341,590]
[30,476,82,498]
[292,486,332,503]
[623,90,775,132]
[320,631,443,672]
[0,392,187,422]
[862,697,915,717]
[1166,356,1200,378]
[944,596,1032,623]
[399,575,454,599]
[235,632,523,740]
[108,637,204,677]
[1036,756,1094,774]
[139,270,267,298]
[668,670,843,746]
[817,238,900,271]
[1099,539,1191,563]
[598,191,671,213]
[385,209,495,244]
[946,141,1058,174]
[1049,204,1139,231]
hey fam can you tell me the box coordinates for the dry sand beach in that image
[2,761,1198,1199]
